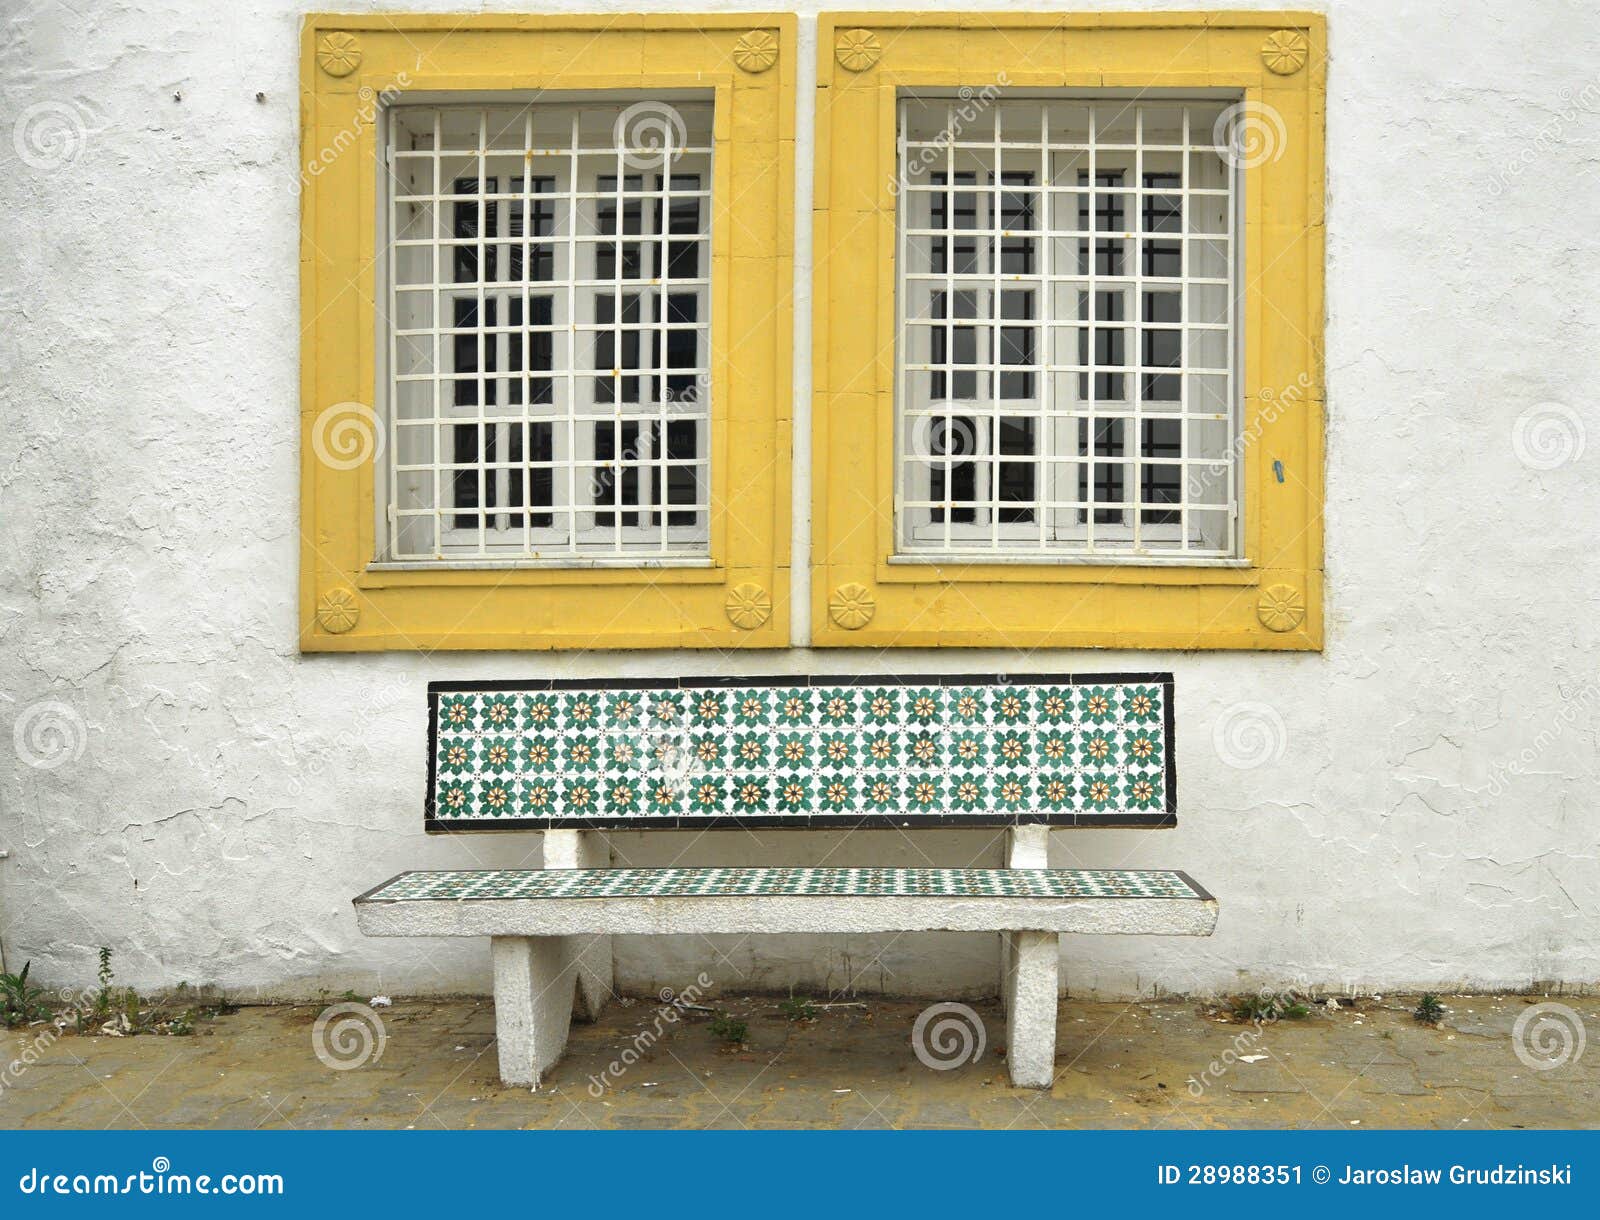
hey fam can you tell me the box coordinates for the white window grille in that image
[383,101,713,563]
[895,98,1240,560]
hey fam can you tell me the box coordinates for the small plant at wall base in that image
[68,948,214,1037]
[95,946,114,1017]
[779,996,818,1023]
[0,962,51,1027]
[1414,994,1446,1026]
[709,1013,748,1046]
[1233,993,1309,1022]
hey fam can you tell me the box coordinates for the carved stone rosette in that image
[828,582,876,630]
[835,28,882,72]
[1260,29,1309,76]
[732,30,779,74]
[316,587,360,633]
[316,32,362,78]
[1256,584,1306,632]
[725,583,773,630]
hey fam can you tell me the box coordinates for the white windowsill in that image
[368,557,716,572]
[887,553,1251,568]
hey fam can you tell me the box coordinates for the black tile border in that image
[423,672,1177,833]
[428,672,1177,694]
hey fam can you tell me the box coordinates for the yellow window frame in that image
[813,11,1326,650]
[299,13,795,651]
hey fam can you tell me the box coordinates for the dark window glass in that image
[1140,418,1182,524]
[1077,170,1124,276]
[1077,290,1125,401]
[650,419,700,527]
[929,415,977,524]
[452,176,496,284]
[929,172,980,275]
[657,174,702,279]
[593,420,641,527]
[594,293,643,404]
[1141,291,1181,403]
[596,175,645,279]
[998,417,1036,524]
[1141,172,1182,278]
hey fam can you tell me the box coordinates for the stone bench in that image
[353,675,1217,1088]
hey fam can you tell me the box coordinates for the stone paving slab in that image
[2,994,1595,1130]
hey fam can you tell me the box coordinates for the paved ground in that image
[3,993,1596,1129]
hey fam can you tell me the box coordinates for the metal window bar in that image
[895,98,1240,560]
[384,102,714,563]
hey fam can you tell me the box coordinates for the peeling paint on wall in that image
[1,0,1597,1001]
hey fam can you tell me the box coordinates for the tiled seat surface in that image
[427,675,1175,830]
[358,866,1210,904]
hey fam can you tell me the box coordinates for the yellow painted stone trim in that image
[811,10,1326,650]
[299,13,796,651]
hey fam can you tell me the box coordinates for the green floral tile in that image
[428,678,1171,825]
[363,866,1207,903]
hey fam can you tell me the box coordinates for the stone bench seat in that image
[355,866,1218,935]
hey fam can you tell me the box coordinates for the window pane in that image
[386,101,713,560]
[897,98,1237,557]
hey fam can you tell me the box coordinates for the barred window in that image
[896,99,1238,560]
[384,101,713,563]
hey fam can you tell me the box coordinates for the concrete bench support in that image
[999,825,1058,1087]
[491,935,582,1088]
[1003,930,1060,1088]
[541,830,612,1023]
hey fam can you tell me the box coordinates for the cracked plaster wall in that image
[1,0,1596,1002]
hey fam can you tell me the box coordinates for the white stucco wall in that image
[2,0,1596,1004]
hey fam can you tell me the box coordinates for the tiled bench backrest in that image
[427,674,1175,831]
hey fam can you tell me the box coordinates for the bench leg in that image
[1000,824,1050,1016]
[492,935,580,1088]
[542,830,613,1023]
[1004,930,1059,1088]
